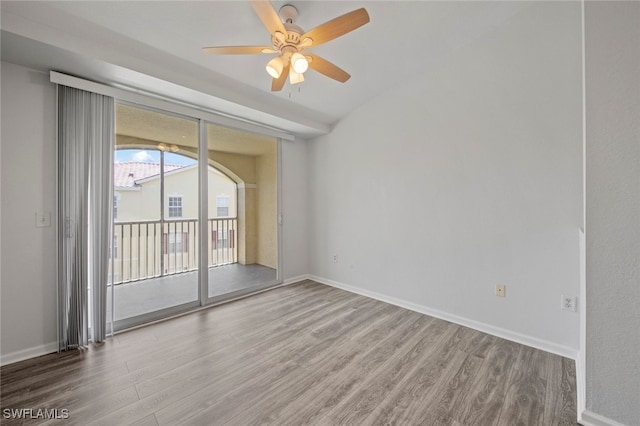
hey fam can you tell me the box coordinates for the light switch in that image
[36,212,51,228]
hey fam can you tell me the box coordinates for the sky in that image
[115,149,196,166]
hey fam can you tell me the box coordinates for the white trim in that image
[237,183,257,189]
[277,139,284,284]
[282,274,311,286]
[309,275,579,360]
[576,352,586,424]
[1,342,58,366]
[578,227,587,417]
[576,350,586,423]
[125,163,226,187]
[580,410,629,426]
[579,0,588,419]
[50,71,298,141]
[134,163,198,184]
[581,0,587,235]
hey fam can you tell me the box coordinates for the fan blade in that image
[250,0,286,36]
[307,55,351,83]
[202,46,274,55]
[302,8,369,47]
[271,64,290,92]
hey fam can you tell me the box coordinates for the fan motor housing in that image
[271,4,305,50]
[272,28,305,51]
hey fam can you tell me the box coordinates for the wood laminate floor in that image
[0,280,577,425]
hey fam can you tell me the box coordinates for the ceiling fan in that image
[202,1,370,91]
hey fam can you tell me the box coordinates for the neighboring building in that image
[111,161,238,283]
[114,161,237,221]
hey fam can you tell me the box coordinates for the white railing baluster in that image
[111,217,237,286]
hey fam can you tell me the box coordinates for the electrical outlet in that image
[332,254,338,263]
[561,295,577,312]
[495,285,506,297]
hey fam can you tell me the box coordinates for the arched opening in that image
[113,148,238,274]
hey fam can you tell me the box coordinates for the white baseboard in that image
[576,351,586,421]
[282,274,311,286]
[1,342,58,367]
[579,410,629,426]
[309,275,578,360]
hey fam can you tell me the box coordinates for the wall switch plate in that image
[332,254,338,263]
[495,284,506,297]
[561,295,577,312]
[35,212,51,228]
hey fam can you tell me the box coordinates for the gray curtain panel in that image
[57,85,114,351]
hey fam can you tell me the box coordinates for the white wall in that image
[308,2,583,356]
[0,61,310,364]
[256,147,278,269]
[584,2,640,425]
[1,62,58,363]
[280,138,309,282]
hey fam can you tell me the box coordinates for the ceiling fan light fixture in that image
[289,69,305,84]
[291,52,309,74]
[266,56,284,78]
[203,2,370,91]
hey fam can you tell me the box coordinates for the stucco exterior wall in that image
[256,144,278,269]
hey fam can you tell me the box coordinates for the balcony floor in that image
[110,263,277,322]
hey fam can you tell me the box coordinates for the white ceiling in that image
[1,1,529,137]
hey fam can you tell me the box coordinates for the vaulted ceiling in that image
[1,1,529,137]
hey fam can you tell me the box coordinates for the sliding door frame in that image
[198,119,208,306]
[111,102,202,331]
[202,125,282,307]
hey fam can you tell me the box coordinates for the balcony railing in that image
[109,218,237,285]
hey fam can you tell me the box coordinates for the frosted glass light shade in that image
[289,70,304,84]
[291,52,308,74]
[266,56,284,78]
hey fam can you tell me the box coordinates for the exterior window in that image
[164,232,188,254]
[168,196,183,218]
[211,229,234,250]
[113,195,119,221]
[217,195,229,217]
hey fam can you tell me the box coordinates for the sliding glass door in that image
[108,103,280,330]
[206,123,279,301]
[109,103,200,329]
